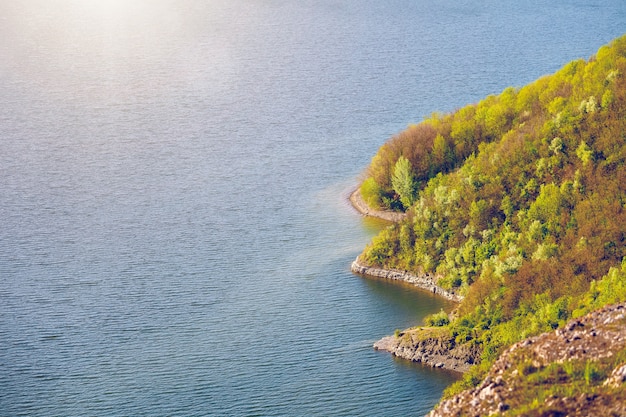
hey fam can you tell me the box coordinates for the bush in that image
[360,177,383,209]
[426,309,450,327]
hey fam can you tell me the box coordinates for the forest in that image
[356,34,626,396]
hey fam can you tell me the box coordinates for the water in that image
[1,0,624,415]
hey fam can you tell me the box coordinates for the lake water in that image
[1,1,624,415]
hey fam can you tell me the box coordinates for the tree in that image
[392,156,417,210]
[576,141,594,166]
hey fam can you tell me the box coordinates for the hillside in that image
[353,34,626,411]
[428,302,626,417]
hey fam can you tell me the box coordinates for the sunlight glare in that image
[1,0,192,94]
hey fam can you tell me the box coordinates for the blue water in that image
[1,1,624,415]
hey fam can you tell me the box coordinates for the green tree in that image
[392,156,417,210]
[433,133,455,170]
[360,177,383,209]
[576,141,594,166]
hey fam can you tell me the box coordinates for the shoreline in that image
[353,257,473,373]
[349,187,407,222]
[349,185,471,373]
[348,184,463,302]
[351,257,464,303]
[373,332,478,374]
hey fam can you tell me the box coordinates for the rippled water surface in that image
[1,1,625,415]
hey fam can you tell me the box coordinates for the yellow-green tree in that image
[391,156,417,210]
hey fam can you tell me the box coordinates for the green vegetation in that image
[391,156,418,209]
[357,35,626,393]
[425,309,450,327]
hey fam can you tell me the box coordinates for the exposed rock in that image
[427,302,626,417]
[373,329,480,373]
[604,363,626,388]
[351,257,463,302]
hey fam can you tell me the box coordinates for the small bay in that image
[1,1,625,415]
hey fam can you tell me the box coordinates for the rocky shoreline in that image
[351,257,464,303]
[349,186,469,373]
[374,331,480,373]
[351,253,470,373]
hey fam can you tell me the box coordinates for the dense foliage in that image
[357,35,626,392]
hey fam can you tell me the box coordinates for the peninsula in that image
[352,35,626,415]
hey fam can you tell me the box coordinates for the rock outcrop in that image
[427,302,626,417]
[374,330,480,373]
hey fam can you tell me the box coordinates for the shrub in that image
[360,177,383,209]
[426,309,450,327]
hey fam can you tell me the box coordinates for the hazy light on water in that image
[0,0,217,95]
